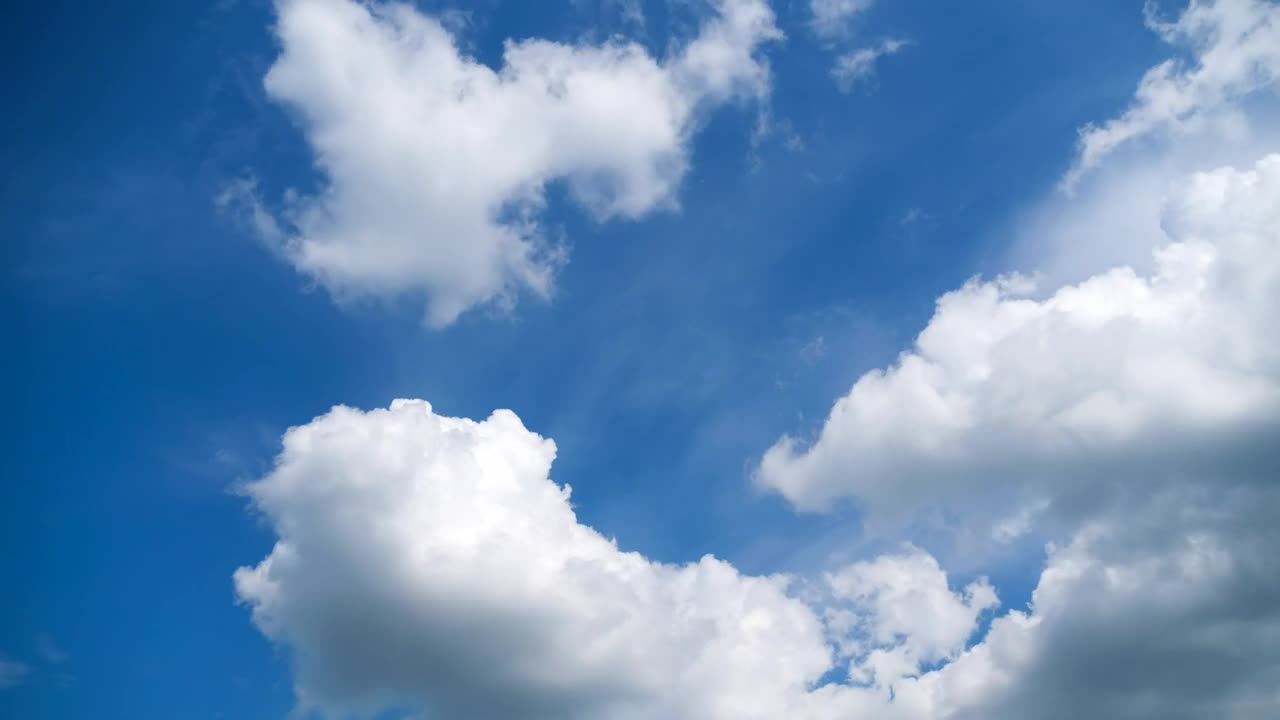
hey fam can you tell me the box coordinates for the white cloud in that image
[831,38,909,92]
[822,548,998,688]
[1065,0,1280,189]
[990,498,1049,543]
[757,153,1280,516]
[228,5,1280,718]
[254,0,780,326]
[810,0,875,39]
[750,5,1280,709]
[235,400,999,719]
[806,0,909,93]
[236,401,1280,719]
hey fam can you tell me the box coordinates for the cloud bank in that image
[237,397,1280,719]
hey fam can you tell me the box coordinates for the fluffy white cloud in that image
[236,399,1280,719]
[1065,0,1280,188]
[830,38,909,92]
[254,0,780,326]
[810,0,875,39]
[236,400,1280,719]
[751,7,1280,708]
[821,548,998,688]
[230,5,1280,718]
[757,153,1280,515]
[235,400,1002,719]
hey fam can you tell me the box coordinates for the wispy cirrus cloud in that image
[831,38,910,92]
[809,0,875,39]
[1064,0,1280,189]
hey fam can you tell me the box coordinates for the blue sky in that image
[5,1,1280,719]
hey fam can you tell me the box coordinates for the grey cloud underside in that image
[959,485,1280,720]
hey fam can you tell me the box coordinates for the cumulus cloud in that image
[236,400,1280,719]
[821,549,998,688]
[810,0,875,40]
[1065,0,1280,189]
[229,5,1280,718]
[749,6,1280,710]
[830,38,909,92]
[813,487,1280,720]
[757,153,1280,515]
[253,0,780,326]
[947,486,1280,720]
[235,400,1001,719]
[927,488,1280,719]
